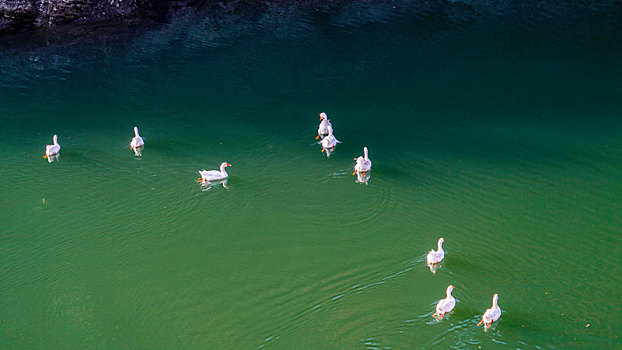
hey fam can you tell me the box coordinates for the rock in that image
[0,0,159,33]
[0,0,38,32]
[0,0,352,34]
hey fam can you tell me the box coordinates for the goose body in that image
[43,134,60,162]
[353,146,372,175]
[478,294,501,327]
[427,237,445,268]
[434,285,456,318]
[130,127,144,155]
[316,112,333,139]
[198,162,231,182]
[319,128,340,156]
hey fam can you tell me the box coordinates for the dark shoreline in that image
[1,0,620,59]
[0,0,344,34]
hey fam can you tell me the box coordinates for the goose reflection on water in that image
[355,172,371,184]
[199,178,229,191]
[321,146,334,158]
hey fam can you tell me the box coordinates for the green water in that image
[1,2,621,348]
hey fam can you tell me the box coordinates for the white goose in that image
[198,162,231,182]
[433,285,456,318]
[426,237,445,270]
[478,293,502,327]
[43,134,60,162]
[316,112,333,140]
[130,126,144,156]
[353,146,372,175]
[319,128,340,156]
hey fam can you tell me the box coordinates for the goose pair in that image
[127,126,232,184]
[43,126,145,163]
[45,126,231,185]
[433,286,501,327]
[316,112,341,156]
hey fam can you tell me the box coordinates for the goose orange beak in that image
[226,163,231,166]
[42,154,47,158]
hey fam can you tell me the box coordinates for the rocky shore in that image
[1,0,155,32]
[0,0,341,34]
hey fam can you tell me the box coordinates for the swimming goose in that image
[319,128,340,156]
[130,126,144,156]
[316,112,333,140]
[43,134,60,162]
[353,146,372,175]
[478,293,501,327]
[198,162,231,182]
[433,285,456,318]
[426,237,445,271]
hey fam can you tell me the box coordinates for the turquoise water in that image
[1,2,621,348]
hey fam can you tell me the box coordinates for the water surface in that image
[1,1,621,348]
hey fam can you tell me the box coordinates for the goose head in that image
[134,126,140,137]
[446,285,454,296]
[319,112,328,120]
[220,162,231,172]
[53,134,58,145]
[437,237,444,250]
[363,146,369,160]
[492,293,499,307]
